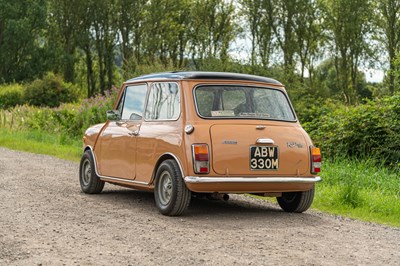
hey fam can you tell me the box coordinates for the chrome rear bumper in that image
[184,176,321,184]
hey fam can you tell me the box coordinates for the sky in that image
[364,69,384,83]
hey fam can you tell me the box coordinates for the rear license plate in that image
[250,146,279,170]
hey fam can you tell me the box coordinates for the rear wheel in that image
[277,188,314,213]
[154,160,191,216]
[79,151,104,194]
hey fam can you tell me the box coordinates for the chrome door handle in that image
[256,138,274,144]
[116,121,126,126]
[128,130,139,136]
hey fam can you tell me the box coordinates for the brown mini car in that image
[79,72,321,216]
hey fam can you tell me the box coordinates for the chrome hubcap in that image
[158,171,173,205]
[82,159,91,186]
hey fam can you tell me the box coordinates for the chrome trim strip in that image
[100,176,148,185]
[84,145,150,186]
[163,152,185,178]
[184,176,321,184]
[84,145,103,178]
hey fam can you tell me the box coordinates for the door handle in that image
[116,121,126,126]
[256,138,274,144]
[128,130,139,136]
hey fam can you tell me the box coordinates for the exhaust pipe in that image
[208,193,229,201]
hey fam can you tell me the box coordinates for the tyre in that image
[79,150,105,194]
[154,159,191,216]
[277,188,314,213]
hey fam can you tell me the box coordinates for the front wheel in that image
[277,188,314,213]
[79,151,105,194]
[154,160,191,216]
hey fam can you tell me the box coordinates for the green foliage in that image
[0,0,49,83]
[1,0,400,100]
[0,84,24,109]
[321,0,373,103]
[69,87,118,137]
[307,94,400,167]
[0,128,81,162]
[338,185,364,208]
[377,0,400,94]
[392,52,400,90]
[293,97,342,124]
[313,158,400,227]
[23,73,80,108]
[121,59,180,81]
[0,86,118,139]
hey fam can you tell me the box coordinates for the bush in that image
[0,85,119,141]
[68,87,119,137]
[24,72,80,107]
[0,84,24,109]
[293,97,342,124]
[308,94,400,168]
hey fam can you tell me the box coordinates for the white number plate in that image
[250,146,279,170]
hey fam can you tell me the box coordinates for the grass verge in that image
[313,158,400,227]
[0,128,398,227]
[0,129,81,162]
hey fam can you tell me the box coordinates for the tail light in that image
[192,144,209,174]
[311,146,321,174]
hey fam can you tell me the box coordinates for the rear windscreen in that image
[194,85,296,121]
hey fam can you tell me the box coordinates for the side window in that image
[121,84,147,120]
[145,82,180,120]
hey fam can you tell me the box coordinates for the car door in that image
[96,84,148,179]
[135,82,182,183]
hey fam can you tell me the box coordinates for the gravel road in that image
[0,147,399,265]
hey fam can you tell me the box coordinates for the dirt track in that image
[0,147,399,265]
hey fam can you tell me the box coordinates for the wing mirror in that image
[106,110,121,121]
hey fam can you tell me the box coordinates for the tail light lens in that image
[192,144,209,174]
[311,146,321,174]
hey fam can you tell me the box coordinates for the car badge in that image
[287,142,303,148]
[222,140,238,145]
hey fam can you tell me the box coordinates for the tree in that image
[92,0,118,93]
[0,0,48,83]
[240,0,274,69]
[322,0,372,104]
[376,0,400,94]
[293,0,324,85]
[74,1,96,97]
[48,0,81,83]
[189,0,236,70]
[115,0,147,76]
[144,0,191,68]
[269,0,298,73]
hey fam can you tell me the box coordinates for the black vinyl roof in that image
[126,71,282,85]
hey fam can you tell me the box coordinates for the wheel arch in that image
[83,145,101,177]
[151,153,185,185]
[84,145,92,153]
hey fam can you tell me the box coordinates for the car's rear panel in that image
[181,79,318,193]
[210,123,309,176]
